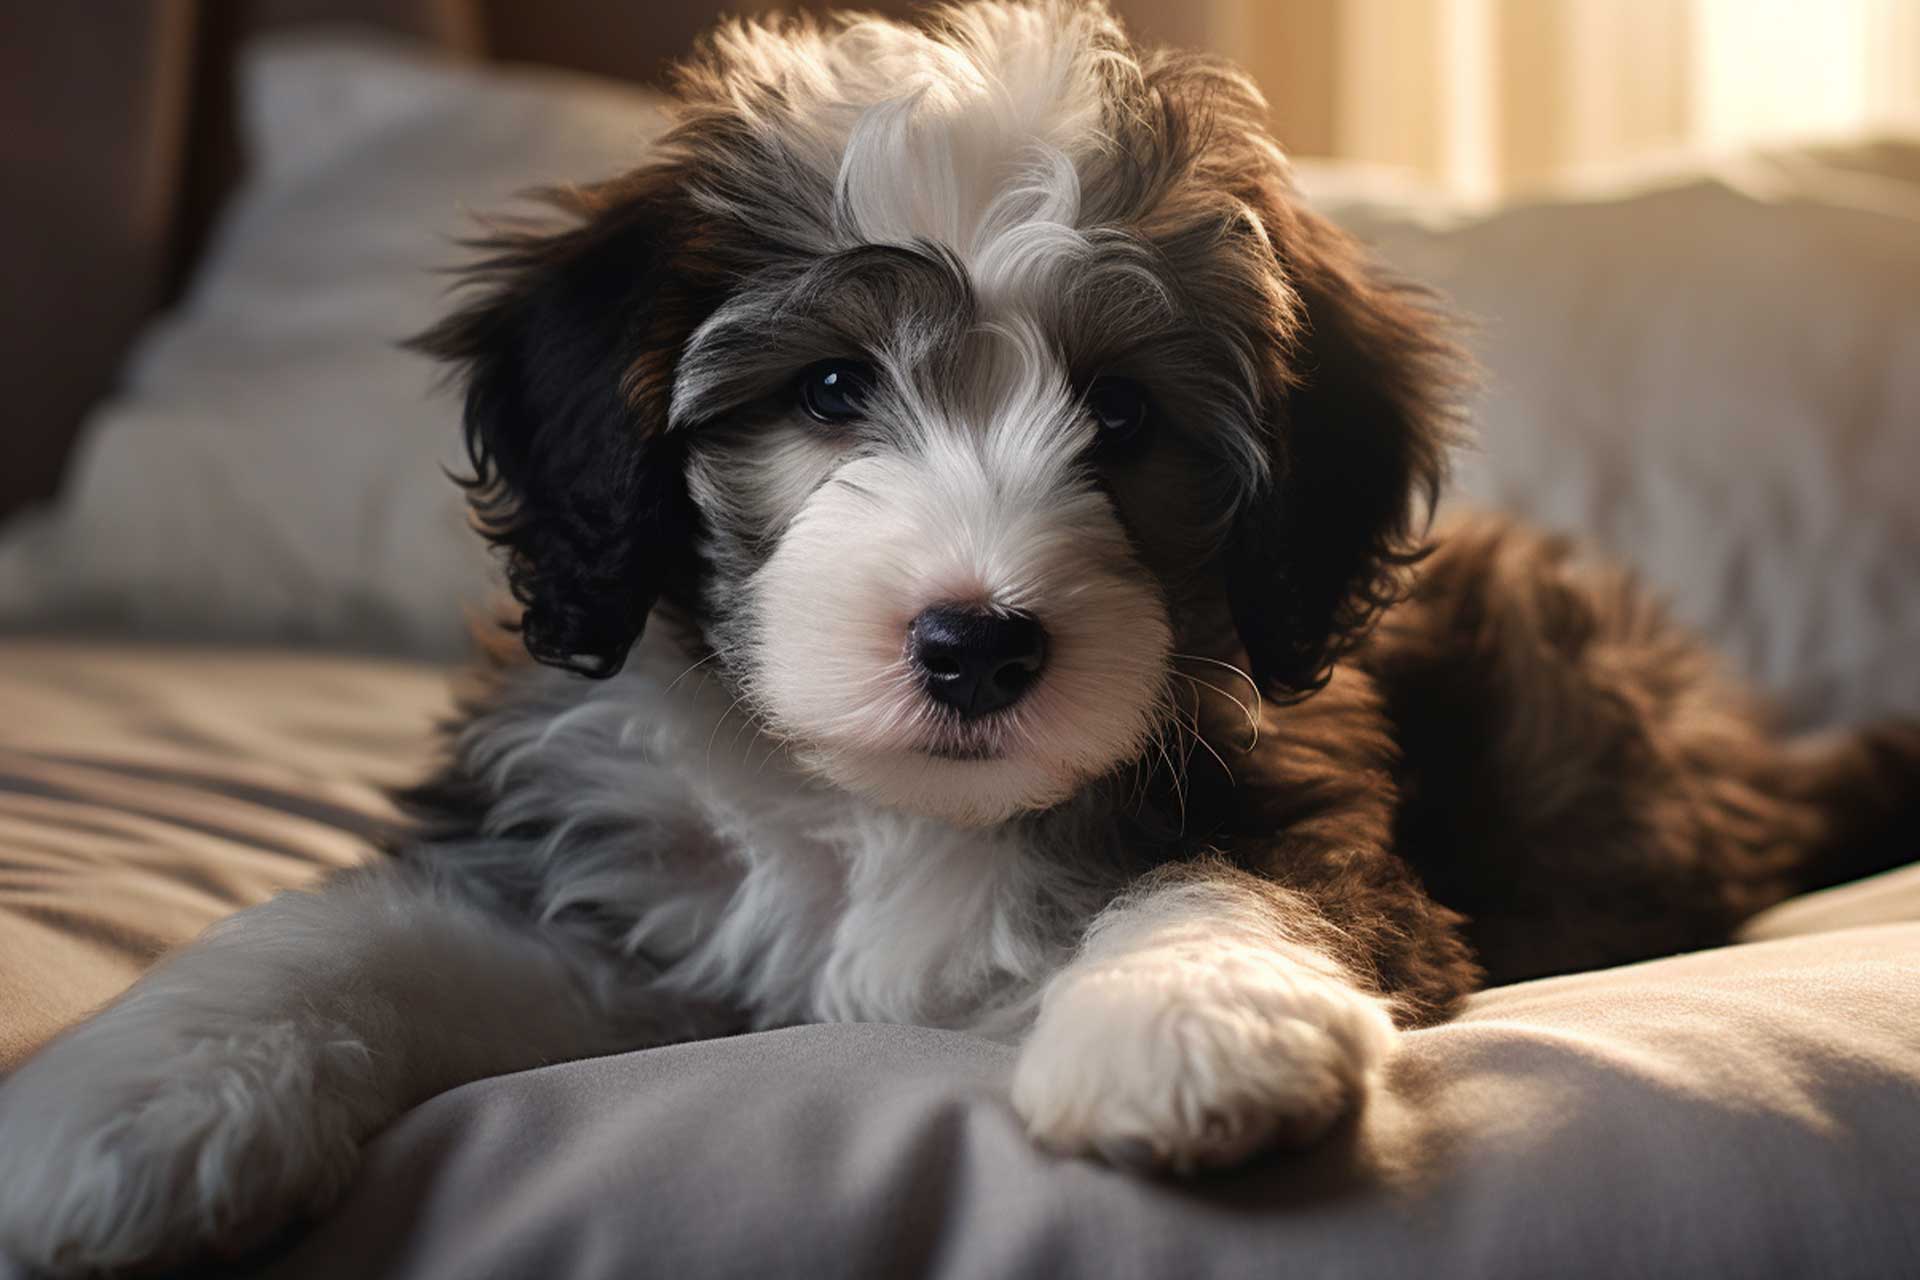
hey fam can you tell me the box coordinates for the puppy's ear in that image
[410,171,720,677]
[1227,195,1467,698]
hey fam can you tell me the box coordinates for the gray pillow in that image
[1307,148,1920,729]
[0,36,670,658]
[252,919,1920,1279]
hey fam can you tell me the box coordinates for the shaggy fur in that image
[2,3,1916,1273]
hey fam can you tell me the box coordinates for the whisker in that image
[1171,653,1263,730]
[727,698,770,758]
[1170,671,1259,753]
[750,714,797,776]
[1144,695,1190,833]
[664,650,724,694]
[1162,689,1234,783]
[1170,655,1263,751]
[1172,651,1261,694]
[706,690,757,770]
[1175,707,1234,782]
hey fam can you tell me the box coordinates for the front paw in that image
[1011,948,1398,1172]
[0,1016,374,1275]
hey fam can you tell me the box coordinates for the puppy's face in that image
[419,2,1460,827]
[680,271,1214,823]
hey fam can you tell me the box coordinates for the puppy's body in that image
[2,4,1916,1274]
[399,510,1892,1043]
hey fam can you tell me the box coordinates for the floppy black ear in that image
[410,173,719,677]
[1226,197,1467,698]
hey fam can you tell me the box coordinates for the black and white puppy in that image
[4,3,1917,1273]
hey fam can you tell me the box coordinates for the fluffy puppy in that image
[3,3,1917,1273]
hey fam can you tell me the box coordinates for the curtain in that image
[1113,0,1920,199]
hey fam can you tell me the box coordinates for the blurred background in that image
[8,0,1920,519]
[2,0,1916,730]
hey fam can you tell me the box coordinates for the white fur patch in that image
[705,2,1118,267]
[1012,873,1400,1170]
[451,636,1137,1035]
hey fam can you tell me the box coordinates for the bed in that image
[3,14,1919,1280]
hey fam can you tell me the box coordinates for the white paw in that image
[0,1013,375,1275]
[1011,945,1398,1172]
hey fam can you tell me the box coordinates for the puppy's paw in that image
[0,1014,374,1275]
[1011,946,1397,1172]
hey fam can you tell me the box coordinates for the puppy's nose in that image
[908,605,1048,719]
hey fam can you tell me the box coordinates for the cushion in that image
[0,36,670,659]
[1306,146,1920,728]
[248,929,1920,1279]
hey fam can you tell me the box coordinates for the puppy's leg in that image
[0,858,661,1275]
[1012,862,1400,1172]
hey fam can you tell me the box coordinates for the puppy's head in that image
[417,1,1463,826]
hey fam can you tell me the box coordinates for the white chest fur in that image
[448,637,1130,1039]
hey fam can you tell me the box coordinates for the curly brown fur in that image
[1363,513,1916,983]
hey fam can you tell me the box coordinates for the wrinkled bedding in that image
[1,641,1917,1278]
[0,641,448,1071]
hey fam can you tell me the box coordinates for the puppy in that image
[3,3,1916,1272]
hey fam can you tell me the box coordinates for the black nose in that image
[908,605,1048,719]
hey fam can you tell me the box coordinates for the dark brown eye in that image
[1085,376,1150,450]
[797,359,875,423]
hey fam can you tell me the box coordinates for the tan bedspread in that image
[0,640,448,1070]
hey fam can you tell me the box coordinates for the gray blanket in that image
[2,642,1916,1278]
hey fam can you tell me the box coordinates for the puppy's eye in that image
[797,359,875,424]
[1085,376,1150,450]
